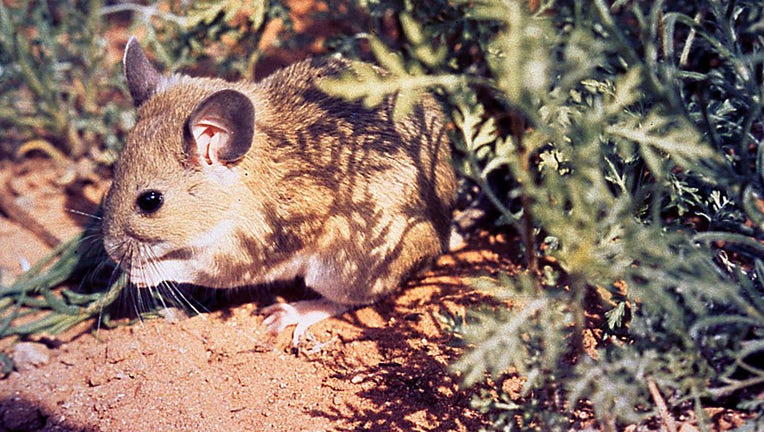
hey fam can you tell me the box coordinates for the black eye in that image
[136,190,164,214]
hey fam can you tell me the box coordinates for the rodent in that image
[102,37,457,344]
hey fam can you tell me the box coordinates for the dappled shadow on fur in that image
[102,55,455,310]
[127,81,466,330]
[164,57,457,303]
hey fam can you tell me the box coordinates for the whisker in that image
[144,244,177,317]
[94,246,127,337]
[135,244,155,323]
[99,237,267,350]
[131,281,145,324]
[79,233,105,247]
[164,280,208,318]
[134,243,214,321]
[115,241,141,324]
[154,284,171,314]
[66,208,102,220]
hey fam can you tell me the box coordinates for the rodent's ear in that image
[123,36,162,107]
[184,89,255,165]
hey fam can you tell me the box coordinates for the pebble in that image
[12,342,51,372]
[350,374,365,384]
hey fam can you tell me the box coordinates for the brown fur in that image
[102,40,456,312]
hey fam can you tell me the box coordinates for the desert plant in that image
[0,0,126,159]
[321,0,764,429]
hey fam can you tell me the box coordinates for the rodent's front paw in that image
[261,302,301,335]
[260,299,349,346]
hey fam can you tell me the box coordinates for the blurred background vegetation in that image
[1,0,763,430]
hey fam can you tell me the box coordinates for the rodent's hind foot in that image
[260,299,349,346]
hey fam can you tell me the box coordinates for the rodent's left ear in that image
[184,89,255,165]
[124,36,162,107]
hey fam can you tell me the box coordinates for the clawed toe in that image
[260,302,300,335]
[259,299,350,346]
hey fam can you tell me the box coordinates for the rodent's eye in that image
[136,190,164,214]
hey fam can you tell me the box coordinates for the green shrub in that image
[0,0,125,159]
[322,0,764,429]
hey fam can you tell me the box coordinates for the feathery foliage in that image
[321,0,764,429]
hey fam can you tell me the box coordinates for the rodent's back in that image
[243,58,457,252]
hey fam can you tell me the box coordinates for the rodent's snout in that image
[100,189,139,267]
[100,219,128,267]
[100,216,159,286]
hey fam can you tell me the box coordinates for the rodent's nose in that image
[101,196,157,246]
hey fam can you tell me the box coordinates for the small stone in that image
[350,374,365,384]
[12,342,51,372]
